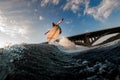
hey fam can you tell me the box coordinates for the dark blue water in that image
[0,41,120,80]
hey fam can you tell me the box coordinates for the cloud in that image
[0,0,51,44]
[0,0,39,39]
[85,30,89,33]
[63,0,120,22]
[41,0,59,7]
[65,19,72,24]
[0,0,29,10]
[84,0,120,21]
[63,0,89,14]
[39,16,44,21]
[0,11,31,39]
[63,0,84,13]
[32,0,37,3]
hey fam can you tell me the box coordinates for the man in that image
[45,18,64,42]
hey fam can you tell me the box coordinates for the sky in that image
[0,0,120,48]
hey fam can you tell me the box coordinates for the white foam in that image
[58,36,76,49]
[93,33,119,45]
[57,38,120,54]
[56,37,90,53]
[51,36,120,54]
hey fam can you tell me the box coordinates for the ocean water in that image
[0,40,120,80]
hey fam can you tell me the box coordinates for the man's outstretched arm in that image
[56,18,64,25]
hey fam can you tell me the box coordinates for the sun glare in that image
[0,40,13,48]
[0,42,5,48]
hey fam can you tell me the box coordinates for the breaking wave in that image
[0,40,120,80]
